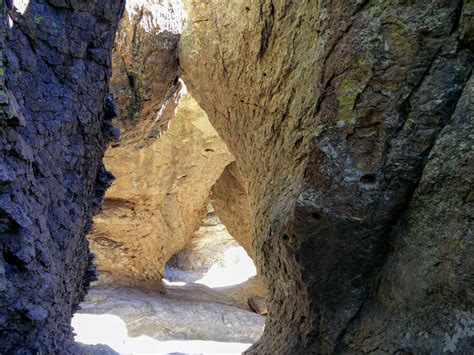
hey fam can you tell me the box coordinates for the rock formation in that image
[73,286,265,348]
[165,204,267,307]
[89,89,234,290]
[0,1,124,352]
[167,205,247,273]
[89,0,266,300]
[180,1,473,353]
[110,0,183,128]
[0,0,472,353]
[210,162,255,260]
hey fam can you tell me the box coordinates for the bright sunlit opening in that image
[13,0,29,14]
[72,313,252,354]
[195,247,257,288]
[126,0,186,33]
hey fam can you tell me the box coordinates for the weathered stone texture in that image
[90,1,266,295]
[0,0,124,352]
[89,91,234,290]
[180,0,473,353]
[110,2,181,128]
[343,74,474,354]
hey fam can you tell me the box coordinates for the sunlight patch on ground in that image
[72,313,252,354]
[162,279,187,286]
[195,247,257,288]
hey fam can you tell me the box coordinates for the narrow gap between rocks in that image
[66,1,267,348]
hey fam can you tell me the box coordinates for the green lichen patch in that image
[34,15,43,26]
[336,58,371,123]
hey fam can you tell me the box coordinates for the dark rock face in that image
[0,1,124,353]
[344,73,474,354]
[110,4,181,130]
[180,1,473,353]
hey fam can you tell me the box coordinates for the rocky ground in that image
[72,282,265,354]
[73,218,265,354]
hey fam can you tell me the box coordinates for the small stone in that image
[0,162,15,183]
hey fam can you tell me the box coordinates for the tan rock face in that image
[90,1,267,300]
[90,90,234,290]
[180,1,472,353]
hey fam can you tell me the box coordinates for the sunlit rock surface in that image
[91,0,266,298]
[126,0,185,33]
[89,90,234,290]
[72,286,265,354]
[165,208,266,308]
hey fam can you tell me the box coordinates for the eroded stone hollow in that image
[0,0,473,353]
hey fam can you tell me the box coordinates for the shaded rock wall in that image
[211,161,255,260]
[349,73,473,354]
[0,0,124,353]
[180,0,473,353]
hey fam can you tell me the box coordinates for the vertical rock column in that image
[180,0,473,353]
[0,0,124,352]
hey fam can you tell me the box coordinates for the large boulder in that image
[179,1,473,353]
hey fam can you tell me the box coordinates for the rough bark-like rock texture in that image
[180,1,473,353]
[344,73,474,354]
[0,0,124,353]
[89,90,234,290]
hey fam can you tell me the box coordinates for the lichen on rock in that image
[179,0,473,353]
